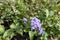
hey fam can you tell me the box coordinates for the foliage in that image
[0,0,60,40]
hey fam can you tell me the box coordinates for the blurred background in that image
[0,0,60,40]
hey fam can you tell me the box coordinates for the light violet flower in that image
[38,28,43,35]
[22,18,27,23]
[30,17,43,34]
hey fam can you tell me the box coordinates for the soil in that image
[11,32,29,40]
[11,32,38,40]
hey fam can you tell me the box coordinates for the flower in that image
[30,17,43,34]
[22,18,27,23]
[38,28,43,35]
[30,17,41,29]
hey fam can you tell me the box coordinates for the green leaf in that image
[29,31,35,40]
[3,29,14,38]
[16,29,23,35]
[10,23,17,29]
[41,31,48,40]
[45,9,49,18]
[0,25,5,34]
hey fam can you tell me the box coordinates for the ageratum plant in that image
[30,17,43,34]
[0,0,60,40]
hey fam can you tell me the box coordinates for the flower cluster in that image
[30,17,43,34]
[22,18,27,23]
[22,17,43,34]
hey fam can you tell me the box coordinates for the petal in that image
[38,28,43,35]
